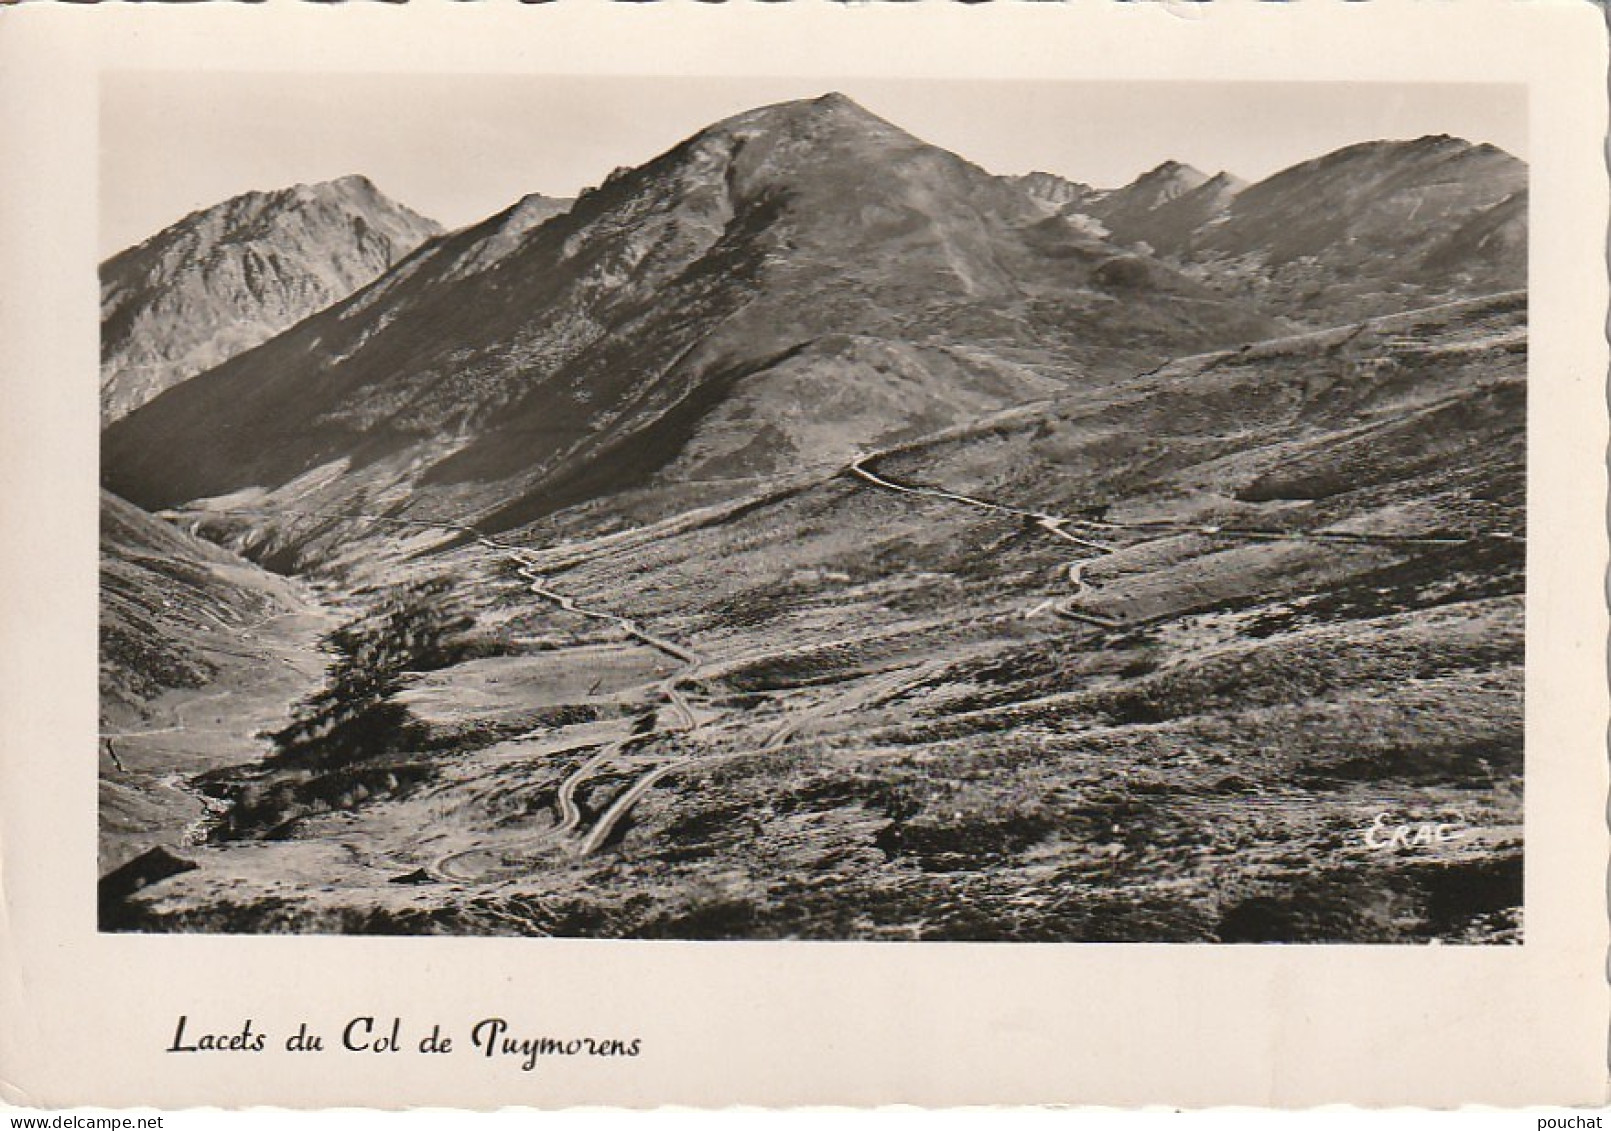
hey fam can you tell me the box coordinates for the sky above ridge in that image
[101,74,1526,258]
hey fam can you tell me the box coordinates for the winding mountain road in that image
[847,452,1478,628]
[849,457,1113,553]
[849,455,1119,625]
[171,503,716,876]
[164,418,1486,881]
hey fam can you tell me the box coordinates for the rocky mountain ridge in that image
[100,175,442,422]
[102,94,1280,569]
[1069,135,1525,322]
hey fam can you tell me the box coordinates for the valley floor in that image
[98,603,336,876]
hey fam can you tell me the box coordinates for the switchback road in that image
[846,453,1481,628]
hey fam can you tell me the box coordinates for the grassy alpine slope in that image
[107,294,1524,942]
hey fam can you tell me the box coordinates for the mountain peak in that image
[1309,133,1518,170]
[511,190,566,213]
[280,174,390,208]
[315,172,373,191]
[708,91,897,141]
[100,176,442,422]
[812,90,858,110]
[1013,170,1097,209]
[433,190,574,281]
[796,90,877,119]
[326,173,382,197]
[1088,161,1212,235]
[1406,134,1522,166]
[1137,160,1209,189]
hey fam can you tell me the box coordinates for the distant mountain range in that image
[1083,136,1526,324]
[1085,165,1248,258]
[102,95,1525,568]
[1016,134,1523,327]
[1011,170,1099,210]
[100,175,441,423]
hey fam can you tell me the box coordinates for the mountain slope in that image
[1194,136,1524,271]
[99,490,331,875]
[99,490,304,724]
[1081,136,1526,323]
[1085,160,1210,244]
[1094,169,1245,256]
[110,294,1525,942]
[102,94,1280,567]
[100,176,443,422]
[1010,170,1099,211]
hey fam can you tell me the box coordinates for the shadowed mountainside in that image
[99,490,302,723]
[102,94,1281,571]
[99,490,333,878]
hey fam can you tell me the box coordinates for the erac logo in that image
[1363,812,1466,851]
